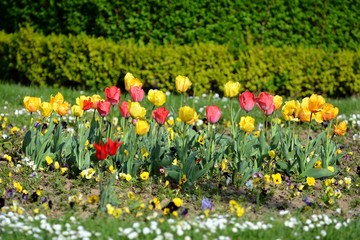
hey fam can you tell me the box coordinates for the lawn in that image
[0,80,360,239]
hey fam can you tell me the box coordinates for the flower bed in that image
[0,74,359,239]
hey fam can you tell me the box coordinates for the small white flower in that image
[303,226,309,232]
[164,232,174,240]
[320,230,327,237]
[335,222,341,230]
[142,227,151,235]
[122,228,133,235]
[132,222,140,229]
[127,231,138,239]
[279,210,289,216]
[176,227,184,236]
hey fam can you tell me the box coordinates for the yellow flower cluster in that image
[229,200,245,217]
[282,94,339,123]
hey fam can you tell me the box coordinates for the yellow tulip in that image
[136,120,150,135]
[179,106,196,123]
[224,81,241,98]
[56,101,70,116]
[50,92,64,104]
[282,100,300,121]
[175,75,192,93]
[322,103,339,121]
[334,120,347,136]
[71,105,84,118]
[147,89,166,106]
[91,94,103,108]
[273,95,283,110]
[186,111,199,125]
[308,94,326,113]
[129,101,147,119]
[124,72,142,91]
[239,116,255,133]
[299,97,323,123]
[23,96,41,113]
[50,92,64,110]
[39,102,53,117]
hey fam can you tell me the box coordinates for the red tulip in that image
[130,86,145,102]
[119,101,130,118]
[105,86,121,105]
[152,107,169,125]
[206,105,222,124]
[82,98,93,111]
[105,138,123,156]
[97,101,111,117]
[94,141,108,160]
[239,92,256,112]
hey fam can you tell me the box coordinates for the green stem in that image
[323,120,334,168]
[264,116,268,143]
[303,113,313,172]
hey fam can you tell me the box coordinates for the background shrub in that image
[1,27,359,97]
[0,0,359,51]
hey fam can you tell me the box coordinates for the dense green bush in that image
[0,27,359,97]
[0,0,359,51]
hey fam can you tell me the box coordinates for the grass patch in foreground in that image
[1,211,359,240]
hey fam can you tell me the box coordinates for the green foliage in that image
[1,0,359,50]
[1,27,360,97]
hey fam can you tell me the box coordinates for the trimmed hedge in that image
[0,0,359,51]
[1,27,359,97]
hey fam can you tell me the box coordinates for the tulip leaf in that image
[167,169,181,182]
[300,168,338,179]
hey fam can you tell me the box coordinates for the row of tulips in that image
[22,73,347,190]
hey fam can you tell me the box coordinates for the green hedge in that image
[1,27,359,97]
[0,0,359,51]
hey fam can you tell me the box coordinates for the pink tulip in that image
[152,107,170,125]
[206,105,222,124]
[255,92,276,116]
[256,92,274,112]
[261,103,275,116]
[239,91,256,112]
[97,101,111,117]
[130,86,145,102]
[119,101,130,118]
[105,86,121,105]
